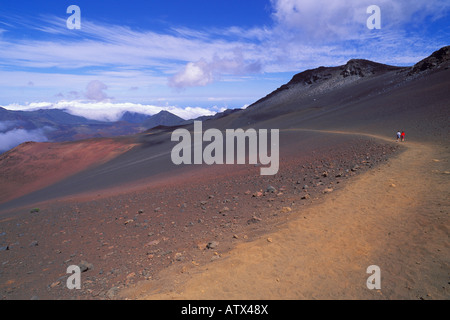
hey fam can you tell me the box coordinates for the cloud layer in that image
[0,126,48,153]
[1,101,217,122]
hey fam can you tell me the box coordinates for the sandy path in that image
[122,131,449,300]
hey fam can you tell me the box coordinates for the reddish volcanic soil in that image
[0,131,401,300]
[0,138,136,205]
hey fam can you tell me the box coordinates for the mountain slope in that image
[227,46,449,143]
[0,46,448,211]
[250,59,406,108]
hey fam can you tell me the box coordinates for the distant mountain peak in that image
[120,111,152,124]
[142,110,184,129]
[157,110,172,115]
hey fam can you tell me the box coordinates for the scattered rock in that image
[266,185,277,193]
[206,241,219,249]
[252,191,263,197]
[247,216,262,224]
[29,240,39,247]
[106,287,119,299]
[219,206,230,213]
[79,260,94,273]
[281,207,292,213]
[323,188,334,194]
[174,252,184,261]
[211,253,220,261]
[301,194,310,200]
[124,219,134,225]
[145,239,160,247]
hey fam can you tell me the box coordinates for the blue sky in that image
[0,0,449,120]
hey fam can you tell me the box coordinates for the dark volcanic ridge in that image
[250,60,405,108]
[409,45,450,75]
[250,46,449,108]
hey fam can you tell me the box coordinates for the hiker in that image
[401,131,405,142]
[396,130,401,142]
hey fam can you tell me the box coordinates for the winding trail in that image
[122,130,449,300]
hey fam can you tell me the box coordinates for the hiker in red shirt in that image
[401,131,405,142]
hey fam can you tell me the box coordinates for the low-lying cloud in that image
[0,127,49,153]
[0,120,20,132]
[1,101,216,122]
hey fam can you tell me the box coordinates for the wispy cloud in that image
[270,0,450,40]
[0,2,441,74]
[0,0,448,110]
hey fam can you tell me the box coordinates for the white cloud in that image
[169,51,262,89]
[1,101,216,122]
[169,59,214,88]
[85,80,111,101]
[0,127,48,152]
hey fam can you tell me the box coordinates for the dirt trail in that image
[122,131,449,300]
